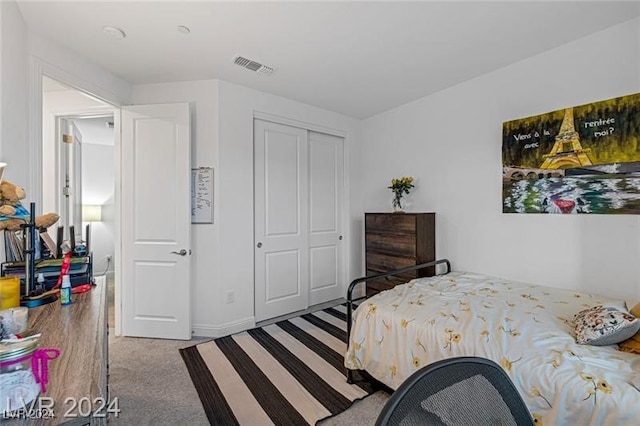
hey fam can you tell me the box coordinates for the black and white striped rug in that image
[180,305,376,425]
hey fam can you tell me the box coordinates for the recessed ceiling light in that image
[177,25,191,35]
[103,26,126,40]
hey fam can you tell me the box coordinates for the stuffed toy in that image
[0,180,60,231]
[0,180,26,216]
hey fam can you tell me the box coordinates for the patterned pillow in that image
[574,305,640,346]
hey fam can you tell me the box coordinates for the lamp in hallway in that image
[82,204,102,256]
[82,204,102,222]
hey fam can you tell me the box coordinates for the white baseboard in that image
[192,316,256,338]
[93,275,107,286]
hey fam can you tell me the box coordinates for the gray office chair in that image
[375,356,535,426]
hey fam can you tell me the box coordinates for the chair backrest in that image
[375,356,534,426]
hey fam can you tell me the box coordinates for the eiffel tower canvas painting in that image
[502,92,640,214]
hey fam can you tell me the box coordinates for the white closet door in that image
[308,131,344,305]
[254,119,309,322]
[254,119,345,322]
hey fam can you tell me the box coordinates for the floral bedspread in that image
[345,271,640,425]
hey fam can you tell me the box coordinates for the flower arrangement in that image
[388,176,414,212]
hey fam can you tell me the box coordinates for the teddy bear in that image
[0,180,25,216]
[0,180,60,231]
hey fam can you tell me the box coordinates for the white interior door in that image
[254,119,309,322]
[308,131,344,305]
[57,118,83,244]
[121,103,191,340]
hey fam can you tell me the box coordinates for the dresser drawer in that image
[366,213,416,233]
[366,232,416,257]
[366,253,418,279]
[367,254,435,278]
[365,275,408,296]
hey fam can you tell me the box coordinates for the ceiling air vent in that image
[233,55,275,76]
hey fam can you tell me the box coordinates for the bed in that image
[345,259,640,425]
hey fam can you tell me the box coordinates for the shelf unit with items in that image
[364,212,435,297]
[2,205,93,299]
[1,255,93,295]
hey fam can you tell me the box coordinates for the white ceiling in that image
[73,116,115,147]
[17,1,640,119]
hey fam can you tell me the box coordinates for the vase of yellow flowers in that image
[389,176,414,213]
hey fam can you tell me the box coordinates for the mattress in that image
[345,271,640,425]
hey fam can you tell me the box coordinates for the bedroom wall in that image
[361,18,640,305]
[28,34,131,107]
[216,80,362,334]
[133,79,362,336]
[0,0,29,186]
[81,142,115,277]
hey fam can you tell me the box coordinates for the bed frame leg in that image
[347,369,354,384]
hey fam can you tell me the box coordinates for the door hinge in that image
[62,134,73,143]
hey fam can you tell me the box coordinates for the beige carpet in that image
[108,334,210,424]
[107,280,389,425]
[109,333,389,425]
[318,390,390,425]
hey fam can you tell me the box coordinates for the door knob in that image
[257,242,262,248]
[171,249,188,256]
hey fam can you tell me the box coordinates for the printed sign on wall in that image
[502,92,640,214]
[191,167,213,223]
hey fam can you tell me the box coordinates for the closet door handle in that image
[171,249,188,256]
[257,242,263,248]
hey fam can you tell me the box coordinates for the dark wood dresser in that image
[365,212,435,296]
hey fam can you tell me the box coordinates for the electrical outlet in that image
[225,291,235,304]
[106,255,112,262]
